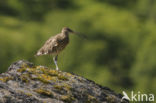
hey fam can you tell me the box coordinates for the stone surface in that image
[0,60,128,103]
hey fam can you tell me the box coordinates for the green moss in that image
[17,67,27,73]
[24,92,33,96]
[47,69,59,76]
[0,76,13,82]
[65,72,73,77]
[106,95,116,103]
[20,74,29,83]
[31,74,57,83]
[19,90,33,96]
[21,63,29,68]
[17,65,70,84]
[53,85,63,90]
[54,83,71,92]
[57,74,68,81]
[61,95,75,103]
[63,84,72,91]
[87,95,98,103]
[34,88,53,97]
[27,68,39,73]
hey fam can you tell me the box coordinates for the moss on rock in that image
[34,88,53,97]
[0,60,128,103]
[0,76,13,82]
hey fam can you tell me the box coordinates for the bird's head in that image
[62,27,74,34]
[62,27,87,39]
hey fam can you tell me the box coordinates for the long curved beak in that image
[69,29,87,40]
[74,32,87,40]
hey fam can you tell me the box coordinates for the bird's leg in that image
[53,55,59,70]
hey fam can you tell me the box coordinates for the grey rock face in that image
[0,60,128,103]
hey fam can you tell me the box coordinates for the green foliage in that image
[0,0,75,20]
[0,0,156,99]
[97,0,137,8]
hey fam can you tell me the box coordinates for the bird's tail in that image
[34,52,40,57]
[34,51,44,57]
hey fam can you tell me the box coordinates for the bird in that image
[35,27,78,70]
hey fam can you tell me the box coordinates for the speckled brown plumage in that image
[36,32,69,56]
[35,27,74,70]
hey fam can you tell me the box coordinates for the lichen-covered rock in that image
[0,60,128,103]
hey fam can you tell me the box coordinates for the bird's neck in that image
[61,31,69,37]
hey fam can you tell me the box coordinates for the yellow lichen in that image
[53,85,63,90]
[31,74,57,83]
[20,74,29,83]
[36,67,59,76]
[57,74,68,81]
[47,69,59,76]
[65,72,73,77]
[34,88,53,97]
[17,68,27,73]
[18,90,33,96]
[21,63,29,68]
[0,76,13,82]
[40,74,52,81]
[87,95,97,103]
[36,67,46,73]
[54,83,71,91]
[63,84,71,91]
[27,68,38,73]
[25,92,33,96]
[106,95,116,103]
[17,65,69,84]
[61,95,75,102]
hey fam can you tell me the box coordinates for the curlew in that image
[35,27,79,70]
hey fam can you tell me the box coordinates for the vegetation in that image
[0,0,156,101]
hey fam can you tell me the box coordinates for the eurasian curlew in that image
[35,27,81,70]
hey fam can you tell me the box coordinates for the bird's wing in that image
[35,36,58,56]
[44,36,58,47]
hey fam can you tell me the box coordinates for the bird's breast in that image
[56,37,69,52]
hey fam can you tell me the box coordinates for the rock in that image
[0,60,128,103]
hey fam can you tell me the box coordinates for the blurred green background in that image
[0,0,156,102]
